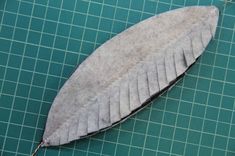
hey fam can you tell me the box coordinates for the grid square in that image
[203,119,216,134]
[13,97,27,111]
[73,13,86,26]
[161,125,174,139]
[24,113,38,127]
[118,130,132,144]
[52,49,65,63]
[218,109,232,123]
[115,8,128,21]
[206,106,219,120]
[112,21,126,33]
[157,2,170,14]
[84,29,97,42]
[10,110,24,124]
[101,5,115,18]
[214,136,227,150]
[217,40,231,55]
[0,52,8,65]
[59,10,73,23]
[33,5,46,18]
[216,122,230,136]
[7,124,21,138]
[11,41,24,55]
[5,1,18,12]
[49,0,62,8]
[49,62,62,76]
[76,1,89,13]
[22,57,36,71]
[171,141,185,155]
[163,112,176,125]
[188,130,201,144]
[185,144,198,156]
[5,68,19,81]
[104,129,119,142]
[41,34,54,47]
[145,136,158,150]
[30,18,44,31]
[89,2,102,16]
[129,147,142,156]
[201,133,214,147]
[27,31,41,44]
[35,60,49,73]
[2,81,17,95]
[29,86,44,100]
[130,0,143,11]
[143,149,155,156]
[198,147,212,156]
[189,117,203,131]
[144,1,157,13]
[97,31,110,44]
[88,139,102,153]
[167,85,182,99]
[215,55,228,68]
[179,101,192,115]
[81,41,94,55]
[133,120,147,133]
[174,128,187,142]
[196,78,210,91]
[86,16,99,29]
[17,140,32,154]
[62,0,74,10]
[221,96,234,110]
[38,47,52,61]
[71,26,83,40]
[165,99,179,112]
[226,70,235,83]
[21,126,35,140]
[43,90,56,103]
[176,114,190,128]
[212,67,226,81]
[16,83,30,97]
[102,142,116,155]
[62,65,74,78]
[68,39,81,52]
[150,109,163,123]
[0,25,14,39]
[220,28,233,42]
[224,83,235,97]
[8,54,22,68]
[228,57,235,70]
[128,11,141,23]
[46,7,60,21]
[32,73,46,87]
[195,91,208,104]
[4,138,18,152]
[0,122,7,135]
[25,44,38,57]
[158,139,172,153]
[0,108,10,122]
[17,15,30,29]
[44,21,57,34]
[181,88,194,102]
[199,64,213,78]
[147,122,161,136]
[3,12,16,26]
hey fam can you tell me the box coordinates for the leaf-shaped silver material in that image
[42,6,219,146]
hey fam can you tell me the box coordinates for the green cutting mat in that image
[0,0,235,155]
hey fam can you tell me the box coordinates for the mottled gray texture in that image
[42,6,219,146]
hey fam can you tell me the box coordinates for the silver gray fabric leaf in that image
[42,6,219,146]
